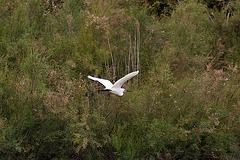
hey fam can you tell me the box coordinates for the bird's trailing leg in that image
[97,89,111,92]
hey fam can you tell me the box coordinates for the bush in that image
[1,0,240,159]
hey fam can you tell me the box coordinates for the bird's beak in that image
[125,90,131,92]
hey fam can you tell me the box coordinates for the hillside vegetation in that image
[1,0,240,159]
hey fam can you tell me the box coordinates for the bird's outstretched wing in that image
[88,75,113,89]
[113,71,139,88]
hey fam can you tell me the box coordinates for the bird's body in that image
[88,71,139,96]
[109,87,125,96]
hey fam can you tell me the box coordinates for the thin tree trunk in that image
[107,32,116,81]
[125,56,127,74]
[128,34,131,73]
[131,34,134,71]
[133,32,137,71]
[136,20,140,82]
[117,61,120,79]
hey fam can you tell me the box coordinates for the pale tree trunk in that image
[128,34,131,74]
[107,32,116,81]
[136,20,140,82]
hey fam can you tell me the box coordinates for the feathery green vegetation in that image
[1,0,240,159]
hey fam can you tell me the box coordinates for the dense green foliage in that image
[1,0,240,159]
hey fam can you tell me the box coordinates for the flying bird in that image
[88,71,139,96]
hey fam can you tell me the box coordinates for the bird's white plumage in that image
[113,71,139,88]
[88,71,139,96]
[87,75,113,89]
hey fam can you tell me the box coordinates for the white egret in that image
[88,70,139,96]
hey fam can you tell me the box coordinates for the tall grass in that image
[0,0,240,159]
